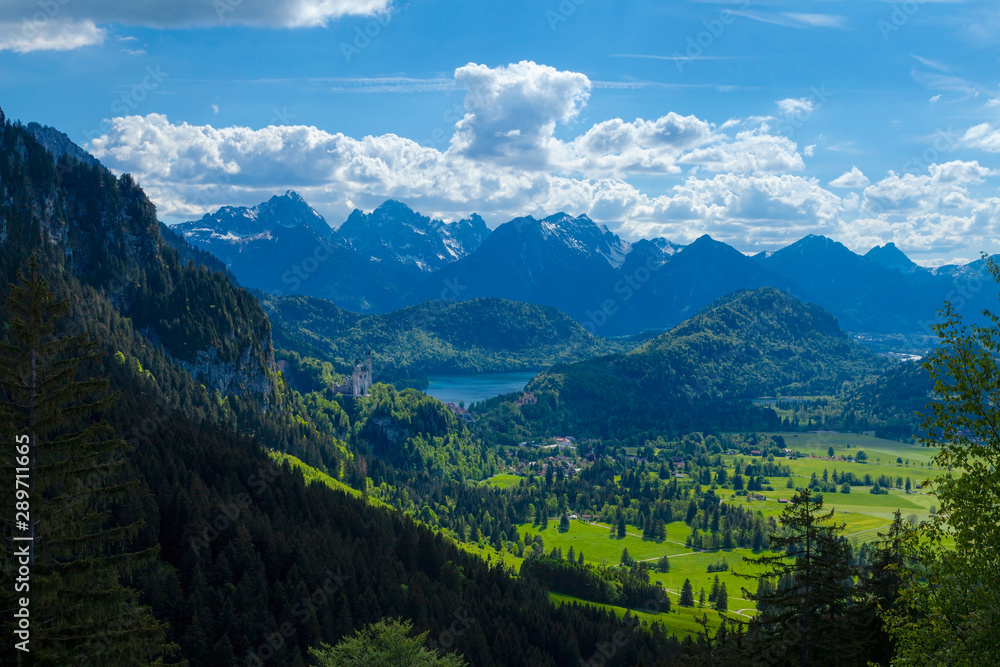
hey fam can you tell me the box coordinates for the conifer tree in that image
[714,583,729,612]
[739,487,858,666]
[0,263,174,666]
[679,579,695,607]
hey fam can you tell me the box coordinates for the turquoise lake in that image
[424,372,539,406]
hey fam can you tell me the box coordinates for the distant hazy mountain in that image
[405,212,675,334]
[752,234,971,333]
[864,242,925,275]
[338,199,489,272]
[173,192,415,311]
[174,192,999,337]
[174,193,492,311]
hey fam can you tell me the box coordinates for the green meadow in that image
[483,473,524,489]
[549,591,744,637]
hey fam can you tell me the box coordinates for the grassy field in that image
[549,591,744,637]
[483,473,524,489]
[517,519,691,566]
[529,432,950,638]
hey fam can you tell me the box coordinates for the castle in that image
[336,351,373,398]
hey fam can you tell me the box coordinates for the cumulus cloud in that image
[0,18,105,53]
[84,60,1000,260]
[449,61,591,165]
[0,0,391,51]
[962,122,1000,152]
[829,166,870,189]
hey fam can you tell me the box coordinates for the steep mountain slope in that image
[0,111,276,400]
[26,121,100,166]
[338,199,489,271]
[259,293,629,384]
[517,288,884,437]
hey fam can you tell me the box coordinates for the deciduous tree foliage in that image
[883,257,1000,666]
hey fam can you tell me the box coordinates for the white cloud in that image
[962,122,1000,152]
[783,12,846,28]
[776,98,815,116]
[677,125,805,174]
[0,0,392,52]
[829,166,870,189]
[211,104,220,114]
[449,61,591,165]
[0,18,104,53]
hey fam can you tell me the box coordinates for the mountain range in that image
[172,192,997,339]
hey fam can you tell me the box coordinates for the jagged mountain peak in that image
[338,199,489,272]
[176,190,332,242]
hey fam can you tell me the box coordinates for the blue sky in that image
[2,0,1000,265]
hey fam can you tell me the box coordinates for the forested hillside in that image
[513,288,885,439]
[259,292,626,388]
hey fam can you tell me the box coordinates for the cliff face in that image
[0,108,278,404]
[177,346,277,401]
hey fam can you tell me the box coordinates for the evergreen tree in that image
[0,264,174,666]
[559,513,570,532]
[740,488,858,666]
[857,510,908,665]
[617,515,626,538]
[679,579,695,607]
[709,574,720,603]
[714,583,729,612]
